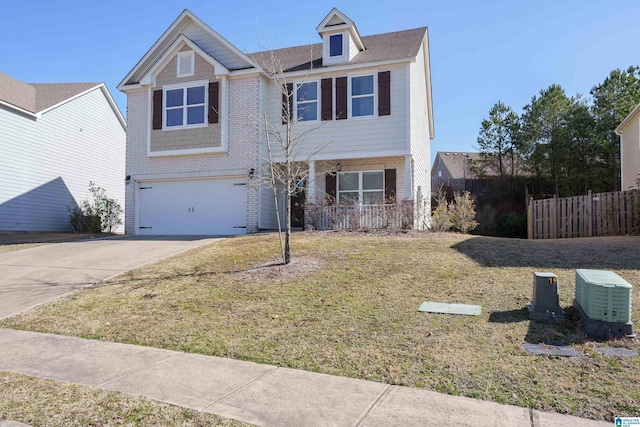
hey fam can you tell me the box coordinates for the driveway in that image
[0,235,222,319]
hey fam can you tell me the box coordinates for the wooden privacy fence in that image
[431,177,489,195]
[527,190,640,239]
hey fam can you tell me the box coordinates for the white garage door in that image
[137,177,247,235]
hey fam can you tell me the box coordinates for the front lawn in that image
[2,232,639,422]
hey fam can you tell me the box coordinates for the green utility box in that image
[575,269,632,323]
[574,269,635,339]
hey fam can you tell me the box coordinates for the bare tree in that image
[250,45,331,264]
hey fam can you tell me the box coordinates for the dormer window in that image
[317,8,365,66]
[177,51,194,78]
[329,34,343,57]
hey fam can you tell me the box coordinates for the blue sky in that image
[2,0,639,164]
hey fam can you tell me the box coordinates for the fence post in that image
[551,195,558,238]
[527,197,534,239]
[587,190,593,237]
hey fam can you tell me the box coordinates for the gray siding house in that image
[0,72,126,232]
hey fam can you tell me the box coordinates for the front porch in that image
[261,155,430,232]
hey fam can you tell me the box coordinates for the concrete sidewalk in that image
[0,329,610,427]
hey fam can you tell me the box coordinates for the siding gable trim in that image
[3,84,126,130]
[616,102,640,135]
[119,10,260,90]
[140,35,229,88]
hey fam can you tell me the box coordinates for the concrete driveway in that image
[0,236,222,319]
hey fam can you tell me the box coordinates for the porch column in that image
[308,160,316,203]
[404,155,413,199]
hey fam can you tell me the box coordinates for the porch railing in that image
[307,202,414,231]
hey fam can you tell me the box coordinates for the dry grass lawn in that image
[0,371,250,426]
[1,232,639,422]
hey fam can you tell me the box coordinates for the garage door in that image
[137,177,247,235]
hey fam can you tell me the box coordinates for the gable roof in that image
[118,9,260,90]
[139,34,230,87]
[615,102,640,135]
[0,72,125,129]
[250,27,427,73]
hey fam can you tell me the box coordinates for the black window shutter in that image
[152,90,163,130]
[335,77,347,120]
[378,71,391,116]
[321,78,333,121]
[384,169,396,203]
[325,174,337,205]
[208,82,219,124]
[282,83,293,124]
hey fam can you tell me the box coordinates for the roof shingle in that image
[0,72,36,112]
[0,73,99,114]
[250,27,427,73]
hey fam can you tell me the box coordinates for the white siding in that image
[620,117,640,190]
[265,64,409,162]
[409,42,432,226]
[348,35,359,61]
[0,88,126,232]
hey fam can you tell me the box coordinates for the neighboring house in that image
[431,152,482,181]
[118,8,434,235]
[0,72,126,232]
[431,151,490,195]
[615,103,640,190]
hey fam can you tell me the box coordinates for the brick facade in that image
[124,75,261,234]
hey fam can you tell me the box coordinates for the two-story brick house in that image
[118,8,434,235]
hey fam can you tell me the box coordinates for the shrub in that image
[498,211,527,238]
[450,191,478,233]
[431,185,452,232]
[68,182,122,233]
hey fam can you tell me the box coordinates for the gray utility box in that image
[528,272,566,322]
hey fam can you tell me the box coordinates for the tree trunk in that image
[284,158,292,265]
[284,187,291,264]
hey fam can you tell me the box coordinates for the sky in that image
[2,0,640,164]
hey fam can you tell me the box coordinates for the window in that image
[329,34,343,57]
[164,83,207,129]
[177,51,194,77]
[338,171,384,204]
[350,74,375,117]
[296,81,318,122]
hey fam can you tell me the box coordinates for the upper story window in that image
[350,74,375,117]
[329,34,343,57]
[177,51,194,78]
[338,171,384,205]
[296,81,319,122]
[164,81,207,129]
